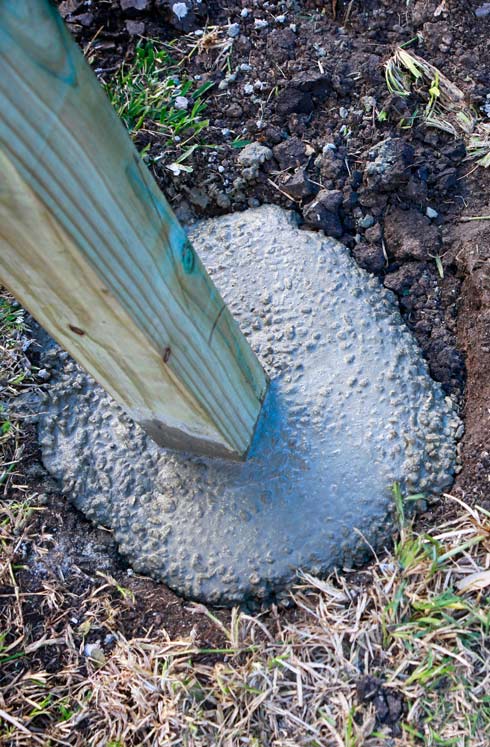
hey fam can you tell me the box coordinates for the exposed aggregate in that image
[38,206,461,604]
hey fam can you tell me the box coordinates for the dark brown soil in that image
[3,2,490,737]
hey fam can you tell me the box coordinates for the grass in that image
[0,293,35,494]
[384,48,490,168]
[1,480,490,745]
[104,40,214,148]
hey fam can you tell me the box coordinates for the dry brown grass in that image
[2,490,490,746]
[384,48,490,168]
[2,291,490,746]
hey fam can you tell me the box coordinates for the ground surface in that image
[1,0,490,744]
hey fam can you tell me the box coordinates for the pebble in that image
[228,23,240,38]
[172,2,188,20]
[359,214,375,229]
[84,643,106,666]
[475,3,490,17]
[174,96,189,110]
[426,207,439,220]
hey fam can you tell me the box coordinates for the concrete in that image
[37,205,461,605]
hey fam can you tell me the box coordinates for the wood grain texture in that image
[0,0,268,459]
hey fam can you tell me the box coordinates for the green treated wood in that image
[0,0,268,459]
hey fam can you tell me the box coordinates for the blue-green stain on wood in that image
[126,155,195,276]
[0,0,78,87]
[181,241,195,274]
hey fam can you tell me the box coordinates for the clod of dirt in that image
[364,138,415,193]
[237,142,273,180]
[273,137,310,170]
[281,167,318,201]
[352,242,386,275]
[384,207,439,261]
[356,675,405,736]
[37,206,461,606]
[302,189,343,237]
[274,71,331,118]
[315,148,346,183]
[268,28,297,62]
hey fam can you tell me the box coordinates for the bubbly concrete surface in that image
[38,206,461,604]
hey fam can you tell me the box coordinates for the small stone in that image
[58,0,81,17]
[426,207,438,220]
[155,0,207,32]
[358,214,375,229]
[174,96,189,110]
[120,0,150,9]
[228,22,240,37]
[240,7,249,17]
[215,192,231,209]
[70,12,94,26]
[303,189,343,238]
[172,2,188,19]
[476,3,490,17]
[37,368,51,381]
[237,142,273,169]
[254,19,268,29]
[84,643,106,667]
[125,20,145,34]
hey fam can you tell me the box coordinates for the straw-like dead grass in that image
[2,489,490,746]
[384,48,490,168]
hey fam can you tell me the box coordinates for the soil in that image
[3,0,490,738]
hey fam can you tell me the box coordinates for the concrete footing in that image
[38,206,461,604]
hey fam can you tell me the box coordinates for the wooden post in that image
[0,0,268,460]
